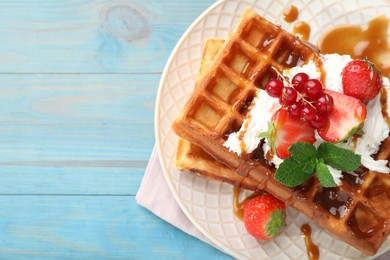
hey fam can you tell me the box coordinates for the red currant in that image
[288,101,303,118]
[315,93,334,113]
[265,79,284,98]
[309,113,327,129]
[304,79,323,100]
[279,87,297,106]
[301,103,316,121]
[292,73,309,92]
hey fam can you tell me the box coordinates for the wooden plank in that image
[0,0,216,73]
[0,74,155,195]
[0,195,231,259]
[0,167,146,196]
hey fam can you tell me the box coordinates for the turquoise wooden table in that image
[0,0,231,259]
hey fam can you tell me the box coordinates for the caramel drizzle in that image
[301,224,320,260]
[293,21,311,41]
[233,187,266,220]
[283,5,299,23]
[380,87,390,127]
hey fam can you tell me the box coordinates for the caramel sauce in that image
[301,224,320,260]
[293,21,311,41]
[380,87,390,126]
[239,97,253,114]
[283,5,298,23]
[313,56,327,88]
[242,61,253,77]
[237,116,251,155]
[318,15,390,78]
[342,166,367,188]
[240,142,247,154]
[233,187,266,220]
[351,133,362,151]
[313,187,352,219]
[223,119,241,138]
[265,150,274,162]
[249,140,267,163]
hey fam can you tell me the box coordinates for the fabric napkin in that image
[136,145,389,260]
[135,146,217,247]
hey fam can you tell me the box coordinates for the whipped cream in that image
[224,53,390,177]
[224,89,281,157]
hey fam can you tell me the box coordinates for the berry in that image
[301,103,316,121]
[270,108,316,159]
[243,194,286,240]
[265,79,284,97]
[309,112,327,129]
[304,79,323,100]
[318,90,367,142]
[315,93,334,113]
[341,59,382,102]
[288,101,303,118]
[292,72,309,92]
[279,87,297,106]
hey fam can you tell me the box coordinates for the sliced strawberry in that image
[341,59,382,103]
[318,90,366,142]
[243,194,286,240]
[271,108,316,159]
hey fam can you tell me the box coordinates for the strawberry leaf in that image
[266,208,286,238]
[258,122,275,139]
[316,161,337,187]
[318,142,361,172]
[259,122,277,155]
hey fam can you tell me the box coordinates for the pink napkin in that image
[135,146,216,247]
[136,146,389,260]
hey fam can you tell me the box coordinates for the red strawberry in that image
[243,194,286,240]
[270,108,316,159]
[341,59,382,103]
[318,90,366,142]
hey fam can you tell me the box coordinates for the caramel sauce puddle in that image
[318,15,390,78]
[283,5,298,23]
[284,5,311,40]
[293,21,311,41]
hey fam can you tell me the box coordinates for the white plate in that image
[155,0,390,259]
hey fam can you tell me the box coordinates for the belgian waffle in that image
[172,9,390,256]
[176,39,258,191]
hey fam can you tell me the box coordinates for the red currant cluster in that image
[265,72,333,129]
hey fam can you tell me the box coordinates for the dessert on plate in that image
[172,9,390,256]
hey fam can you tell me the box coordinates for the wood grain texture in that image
[0,74,155,195]
[0,0,232,258]
[0,196,230,259]
[0,0,216,73]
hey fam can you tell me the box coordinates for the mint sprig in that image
[317,142,360,172]
[274,142,361,188]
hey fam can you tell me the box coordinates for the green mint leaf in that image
[318,142,361,172]
[275,157,314,187]
[316,161,337,187]
[303,159,316,175]
[288,142,318,163]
